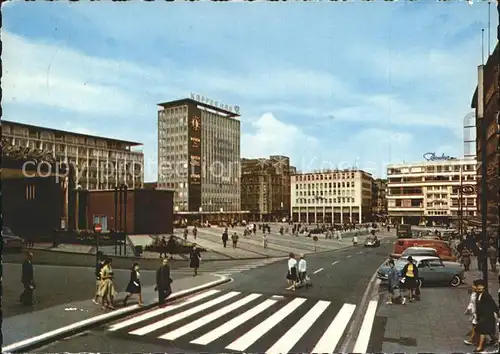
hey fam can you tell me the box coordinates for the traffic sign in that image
[94,223,102,233]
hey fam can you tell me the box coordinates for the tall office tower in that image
[157,95,241,213]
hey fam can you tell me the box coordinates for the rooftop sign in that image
[423,152,455,161]
[190,93,240,115]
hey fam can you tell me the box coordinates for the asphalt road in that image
[2,258,268,318]
[36,240,393,353]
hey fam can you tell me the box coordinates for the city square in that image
[2,1,500,353]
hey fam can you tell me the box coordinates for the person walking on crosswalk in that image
[190,246,201,276]
[93,252,104,305]
[286,253,298,291]
[297,254,309,288]
[99,257,117,310]
[155,258,173,307]
[124,262,143,306]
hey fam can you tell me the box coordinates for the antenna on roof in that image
[481,28,485,65]
[488,1,491,56]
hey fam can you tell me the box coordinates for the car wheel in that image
[450,275,461,287]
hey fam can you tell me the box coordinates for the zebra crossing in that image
[107,289,366,353]
[172,257,284,276]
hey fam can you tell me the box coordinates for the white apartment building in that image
[387,159,477,226]
[291,169,373,224]
[2,120,144,190]
[158,97,241,213]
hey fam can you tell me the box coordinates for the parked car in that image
[364,236,380,247]
[391,238,456,261]
[2,226,24,252]
[377,255,464,287]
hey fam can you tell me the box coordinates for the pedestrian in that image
[190,246,201,276]
[99,257,117,310]
[155,258,173,307]
[20,252,35,306]
[461,247,472,271]
[473,279,499,352]
[263,233,268,248]
[487,244,497,272]
[124,262,143,306]
[166,235,177,259]
[401,256,418,304]
[231,232,239,248]
[93,253,105,305]
[477,242,485,271]
[286,253,298,291]
[183,227,188,240]
[464,280,479,346]
[159,236,167,258]
[297,254,308,288]
[386,259,400,305]
[222,228,229,248]
[193,226,197,239]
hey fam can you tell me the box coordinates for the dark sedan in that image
[2,226,24,252]
[364,236,380,247]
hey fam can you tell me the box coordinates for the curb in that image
[2,275,232,353]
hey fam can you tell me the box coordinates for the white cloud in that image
[241,113,319,165]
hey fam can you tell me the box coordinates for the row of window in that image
[294,181,356,189]
[293,172,358,182]
[388,164,476,175]
[294,197,356,204]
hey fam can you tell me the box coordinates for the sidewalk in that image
[368,266,500,353]
[2,273,229,352]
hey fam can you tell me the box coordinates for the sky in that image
[3,0,498,181]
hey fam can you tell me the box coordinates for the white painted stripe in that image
[313,268,324,274]
[312,303,356,354]
[332,260,339,265]
[226,297,307,352]
[353,300,378,353]
[191,299,277,345]
[266,300,330,354]
[347,255,352,258]
[160,293,262,340]
[108,290,219,332]
[129,292,240,336]
[1,275,229,353]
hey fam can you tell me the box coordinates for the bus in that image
[396,224,412,238]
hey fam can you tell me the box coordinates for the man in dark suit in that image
[21,252,35,305]
[156,258,172,307]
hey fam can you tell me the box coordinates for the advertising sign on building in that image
[190,92,240,115]
[187,109,202,212]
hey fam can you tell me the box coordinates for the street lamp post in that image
[458,184,476,242]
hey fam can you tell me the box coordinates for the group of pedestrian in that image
[464,279,499,352]
[286,253,309,291]
[93,254,119,310]
[385,256,421,305]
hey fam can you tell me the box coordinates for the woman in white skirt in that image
[286,253,298,291]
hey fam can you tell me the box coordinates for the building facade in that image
[372,178,388,220]
[387,159,477,226]
[240,156,293,220]
[471,42,499,235]
[157,97,241,214]
[2,120,144,191]
[290,169,373,224]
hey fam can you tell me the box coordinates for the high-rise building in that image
[240,156,293,220]
[1,120,144,190]
[387,159,477,226]
[372,178,388,220]
[157,95,241,213]
[471,42,499,235]
[290,169,373,224]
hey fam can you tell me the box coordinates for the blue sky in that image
[3,0,498,181]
